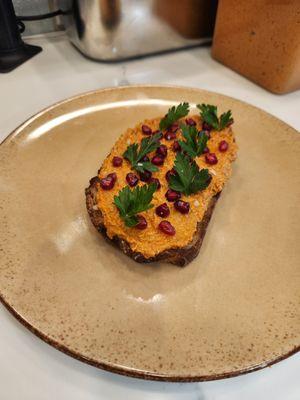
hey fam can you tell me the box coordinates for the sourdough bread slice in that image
[85,112,237,266]
[86,177,220,266]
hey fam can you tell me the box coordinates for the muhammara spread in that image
[95,105,237,259]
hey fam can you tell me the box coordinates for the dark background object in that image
[0,0,42,73]
[13,0,59,35]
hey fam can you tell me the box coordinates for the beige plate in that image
[0,86,299,381]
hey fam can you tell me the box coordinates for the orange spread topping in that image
[97,115,237,257]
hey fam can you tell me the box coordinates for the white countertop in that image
[0,33,299,400]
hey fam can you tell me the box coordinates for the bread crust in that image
[85,177,220,267]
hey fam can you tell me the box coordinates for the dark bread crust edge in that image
[85,177,220,267]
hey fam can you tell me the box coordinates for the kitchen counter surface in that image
[0,33,299,400]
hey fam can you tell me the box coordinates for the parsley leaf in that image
[197,103,233,131]
[159,102,190,130]
[138,133,161,160]
[134,161,158,173]
[114,183,157,227]
[123,143,138,166]
[219,110,233,129]
[169,153,211,196]
[178,124,208,158]
[123,132,161,173]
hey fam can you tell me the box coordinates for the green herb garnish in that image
[197,103,233,131]
[114,183,157,227]
[169,153,211,196]
[159,102,190,130]
[178,123,208,158]
[123,132,161,173]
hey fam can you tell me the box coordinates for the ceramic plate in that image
[0,86,299,381]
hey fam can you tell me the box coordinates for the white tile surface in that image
[0,33,299,400]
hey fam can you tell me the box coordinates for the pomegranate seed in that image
[165,189,181,202]
[205,153,218,165]
[164,131,176,140]
[172,140,181,152]
[202,122,212,131]
[139,170,152,182]
[169,123,179,133]
[140,155,149,162]
[126,173,139,187]
[174,200,190,214]
[151,155,164,166]
[159,221,176,236]
[203,146,209,154]
[142,125,152,135]
[156,144,168,158]
[135,215,147,230]
[166,168,177,182]
[155,203,170,218]
[186,118,196,126]
[100,174,116,190]
[107,172,117,183]
[112,156,123,167]
[219,140,229,152]
[149,177,161,190]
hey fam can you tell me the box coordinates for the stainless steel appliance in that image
[58,0,217,61]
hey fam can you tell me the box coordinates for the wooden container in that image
[212,0,300,94]
[154,0,218,39]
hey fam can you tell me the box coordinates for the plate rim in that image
[1,84,299,148]
[0,84,299,382]
[1,292,299,382]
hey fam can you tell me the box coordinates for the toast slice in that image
[85,105,237,266]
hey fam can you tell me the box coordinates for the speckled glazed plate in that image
[0,86,299,381]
